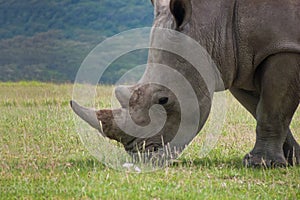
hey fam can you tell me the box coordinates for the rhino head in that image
[71,0,219,162]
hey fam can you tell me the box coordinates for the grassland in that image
[0,82,299,199]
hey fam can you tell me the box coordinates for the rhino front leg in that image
[248,53,300,167]
[230,88,300,166]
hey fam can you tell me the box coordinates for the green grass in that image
[0,82,299,199]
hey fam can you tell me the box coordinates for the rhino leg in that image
[230,53,300,166]
[230,88,300,166]
[249,53,300,167]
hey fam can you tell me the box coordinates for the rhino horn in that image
[115,85,132,108]
[70,100,104,134]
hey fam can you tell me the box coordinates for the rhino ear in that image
[170,0,192,30]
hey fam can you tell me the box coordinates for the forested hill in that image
[0,0,153,83]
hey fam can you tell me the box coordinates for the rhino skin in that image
[71,0,300,167]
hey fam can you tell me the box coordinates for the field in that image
[0,82,300,199]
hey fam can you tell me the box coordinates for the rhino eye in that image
[158,97,169,105]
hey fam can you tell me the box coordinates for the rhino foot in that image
[283,131,300,166]
[243,152,287,168]
[283,146,300,166]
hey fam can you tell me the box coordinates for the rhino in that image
[71,0,300,167]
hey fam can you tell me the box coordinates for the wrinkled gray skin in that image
[71,0,300,167]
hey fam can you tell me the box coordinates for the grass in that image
[0,82,299,199]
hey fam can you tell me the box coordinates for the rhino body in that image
[71,0,300,167]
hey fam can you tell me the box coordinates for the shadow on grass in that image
[66,156,245,172]
[172,156,245,169]
[69,156,297,172]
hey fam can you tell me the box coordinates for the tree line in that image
[0,0,153,83]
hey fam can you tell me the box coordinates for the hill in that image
[0,0,153,83]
